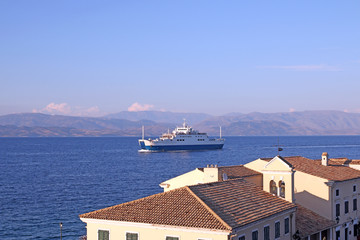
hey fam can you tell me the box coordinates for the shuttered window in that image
[275,221,280,238]
[252,230,258,240]
[354,198,358,211]
[264,226,270,240]
[284,217,289,234]
[336,203,340,216]
[98,230,109,240]
[126,232,138,240]
[166,237,179,240]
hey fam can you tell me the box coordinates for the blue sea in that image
[2,136,360,239]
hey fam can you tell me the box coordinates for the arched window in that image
[270,180,277,195]
[279,181,285,198]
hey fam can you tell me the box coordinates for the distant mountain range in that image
[105,111,211,125]
[1,110,360,137]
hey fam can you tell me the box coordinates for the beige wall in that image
[160,168,205,192]
[349,164,360,171]
[246,158,332,219]
[251,157,295,203]
[160,166,227,192]
[232,210,296,240]
[82,209,296,240]
[242,175,263,188]
[262,171,294,202]
[244,159,268,172]
[293,171,332,219]
[82,219,229,240]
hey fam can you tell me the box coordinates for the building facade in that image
[80,179,296,240]
[80,152,360,240]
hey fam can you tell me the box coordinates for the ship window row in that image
[238,218,289,240]
[197,139,205,141]
[176,139,185,141]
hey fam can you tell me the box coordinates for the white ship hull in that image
[138,138,224,152]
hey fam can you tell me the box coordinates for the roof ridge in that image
[218,164,244,168]
[185,186,232,231]
[80,188,184,218]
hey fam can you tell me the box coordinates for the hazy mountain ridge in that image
[196,110,360,135]
[0,113,175,137]
[105,111,212,125]
[2,110,360,137]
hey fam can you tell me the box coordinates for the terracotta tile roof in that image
[296,204,336,238]
[189,179,296,229]
[262,156,360,181]
[218,165,261,180]
[79,187,229,230]
[80,179,296,230]
[328,158,360,165]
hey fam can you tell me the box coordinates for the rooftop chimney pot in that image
[322,152,329,166]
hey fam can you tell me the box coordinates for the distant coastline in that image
[2,110,360,137]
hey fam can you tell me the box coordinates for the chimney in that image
[322,152,329,166]
[204,164,220,183]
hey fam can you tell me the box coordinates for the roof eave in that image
[80,217,231,234]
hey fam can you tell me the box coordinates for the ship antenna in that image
[220,126,222,139]
[183,118,186,128]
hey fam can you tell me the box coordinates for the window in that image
[345,201,349,214]
[354,185,357,192]
[166,237,179,240]
[336,189,340,196]
[345,227,348,240]
[98,230,109,240]
[336,230,340,240]
[239,236,245,240]
[279,181,285,198]
[354,224,359,236]
[264,226,270,240]
[336,203,340,216]
[275,221,280,238]
[284,218,289,234]
[354,198,358,211]
[270,180,277,195]
[222,173,228,181]
[126,232,138,240]
[252,230,258,240]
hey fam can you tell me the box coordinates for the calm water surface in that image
[1,136,360,239]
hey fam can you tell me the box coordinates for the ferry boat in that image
[138,121,225,152]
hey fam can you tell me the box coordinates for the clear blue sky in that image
[1,1,359,116]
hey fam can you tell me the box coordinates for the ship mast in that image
[142,125,144,140]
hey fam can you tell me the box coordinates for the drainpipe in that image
[290,213,293,239]
[325,181,335,239]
